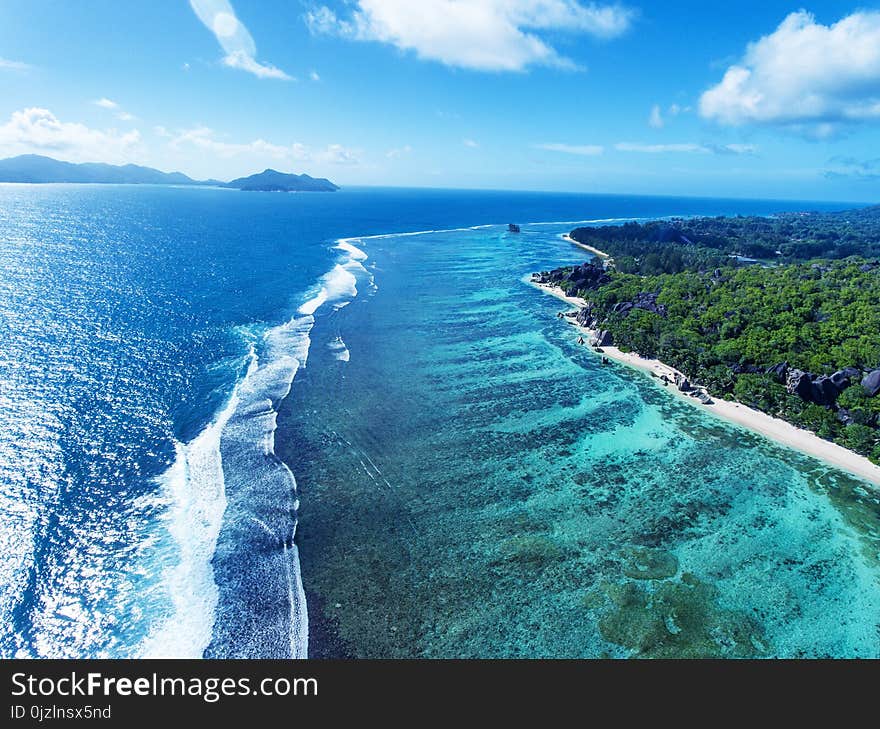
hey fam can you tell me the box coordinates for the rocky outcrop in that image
[674,373,692,392]
[786,369,815,400]
[731,363,762,375]
[595,330,614,347]
[863,369,880,397]
[765,362,789,381]
[610,292,667,318]
[633,292,667,317]
[534,262,610,292]
[831,367,860,389]
[785,366,861,405]
[810,376,840,406]
[575,304,598,329]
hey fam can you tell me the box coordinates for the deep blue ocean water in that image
[0,184,877,658]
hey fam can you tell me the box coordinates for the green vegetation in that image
[561,258,880,462]
[571,205,880,274]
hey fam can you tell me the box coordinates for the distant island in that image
[533,203,880,476]
[226,168,338,192]
[0,155,338,192]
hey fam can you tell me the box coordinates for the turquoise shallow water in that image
[1,185,876,658]
[281,223,880,658]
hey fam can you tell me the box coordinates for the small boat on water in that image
[508,223,521,233]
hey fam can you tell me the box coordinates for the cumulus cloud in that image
[615,141,756,154]
[534,142,604,155]
[0,107,142,163]
[305,0,635,71]
[700,10,880,134]
[169,126,360,165]
[190,0,291,79]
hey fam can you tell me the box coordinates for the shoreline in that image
[533,280,880,487]
[562,233,612,262]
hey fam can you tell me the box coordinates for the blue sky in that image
[1,0,879,201]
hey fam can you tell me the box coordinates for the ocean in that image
[0,184,877,658]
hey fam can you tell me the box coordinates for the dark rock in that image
[731,363,762,375]
[765,362,789,381]
[575,305,597,329]
[675,374,692,392]
[786,369,814,400]
[863,369,880,397]
[595,330,614,347]
[830,367,860,389]
[836,409,856,426]
[810,376,841,406]
[608,292,667,319]
[632,292,667,317]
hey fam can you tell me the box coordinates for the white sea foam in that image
[297,264,358,315]
[143,235,374,658]
[146,238,373,658]
[525,217,641,226]
[335,223,493,245]
[140,349,256,659]
[327,336,350,362]
[334,240,368,261]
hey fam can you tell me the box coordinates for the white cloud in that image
[309,70,321,81]
[463,138,480,148]
[615,142,756,154]
[305,0,635,72]
[169,126,361,166]
[190,0,292,80]
[534,142,604,155]
[222,50,291,80]
[700,10,880,133]
[93,98,137,123]
[648,104,664,128]
[319,144,361,165]
[0,57,29,70]
[170,126,300,158]
[0,107,142,163]
[722,143,758,155]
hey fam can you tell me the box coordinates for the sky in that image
[1,0,879,201]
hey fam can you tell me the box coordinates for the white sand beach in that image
[562,233,612,261]
[534,280,880,487]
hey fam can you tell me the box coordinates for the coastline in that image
[562,233,612,261]
[533,280,880,487]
